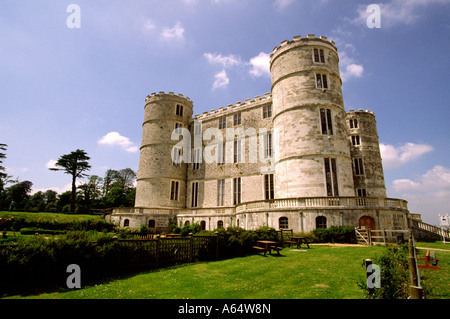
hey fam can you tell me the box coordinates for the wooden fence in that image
[118,235,219,269]
[355,228,409,246]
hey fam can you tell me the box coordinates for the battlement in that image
[145,91,192,103]
[270,34,337,59]
[347,108,375,116]
[193,92,272,121]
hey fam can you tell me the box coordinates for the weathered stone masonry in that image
[108,34,410,233]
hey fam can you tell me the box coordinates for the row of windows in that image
[217,105,272,130]
[280,216,328,229]
[188,132,273,169]
[182,216,328,231]
[170,174,274,207]
[171,156,366,205]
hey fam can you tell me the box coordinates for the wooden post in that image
[189,236,193,263]
[368,229,372,245]
[155,238,160,268]
[383,229,387,246]
[408,230,423,299]
[215,232,219,260]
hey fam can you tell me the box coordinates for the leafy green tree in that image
[5,180,33,211]
[49,149,91,213]
[104,186,126,207]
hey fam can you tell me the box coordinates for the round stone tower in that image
[135,92,193,210]
[347,109,386,198]
[270,35,355,198]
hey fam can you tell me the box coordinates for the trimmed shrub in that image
[311,226,357,243]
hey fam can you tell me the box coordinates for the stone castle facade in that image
[108,34,410,233]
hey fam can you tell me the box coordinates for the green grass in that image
[6,245,391,299]
[0,211,104,223]
[416,243,450,299]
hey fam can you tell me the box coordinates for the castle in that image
[108,34,410,233]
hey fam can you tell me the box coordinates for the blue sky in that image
[1,0,449,225]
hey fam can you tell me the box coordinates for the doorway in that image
[359,216,375,230]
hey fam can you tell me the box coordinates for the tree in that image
[49,149,91,213]
[6,180,33,210]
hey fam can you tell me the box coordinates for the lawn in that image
[0,211,105,223]
[5,245,396,299]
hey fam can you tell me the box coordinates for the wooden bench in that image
[253,240,283,257]
[286,237,310,249]
[418,250,441,270]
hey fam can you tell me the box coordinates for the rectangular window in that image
[172,147,182,166]
[264,174,274,200]
[176,104,183,116]
[170,181,179,201]
[219,117,226,129]
[316,73,328,89]
[191,182,199,207]
[354,158,364,175]
[320,109,333,135]
[233,139,242,163]
[263,105,272,119]
[314,49,325,63]
[264,132,273,159]
[217,179,225,206]
[194,123,202,135]
[233,177,241,205]
[357,188,367,197]
[217,142,225,166]
[351,135,361,146]
[349,119,358,129]
[175,122,183,134]
[324,158,339,196]
[233,113,241,126]
[193,148,201,170]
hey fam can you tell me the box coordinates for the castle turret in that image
[270,35,355,198]
[135,92,193,211]
[347,109,386,198]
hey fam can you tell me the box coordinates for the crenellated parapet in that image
[193,92,272,121]
[270,34,337,62]
[145,91,192,103]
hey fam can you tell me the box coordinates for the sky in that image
[1,0,449,225]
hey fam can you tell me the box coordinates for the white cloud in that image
[249,52,270,78]
[204,53,242,68]
[274,0,294,10]
[390,165,450,224]
[98,132,139,153]
[204,51,270,88]
[143,18,156,31]
[380,142,434,168]
[46,160,57,169]
[341,63,364,82]
[353,0,450,28]
[160,21,185,41]
[212,69,229,90]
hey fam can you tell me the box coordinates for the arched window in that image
[279,217,289,229]
[123,219,129,227]
[316,216,327,229]
[200,220,206,230]
[148,219,155,229]
[184,220,190,226]
[217,220,224,229]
